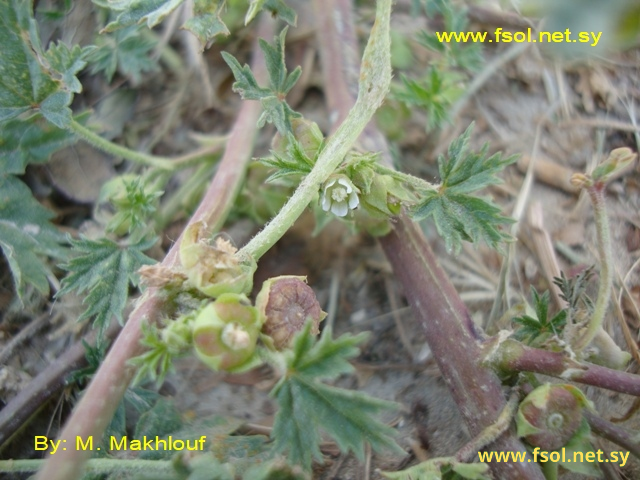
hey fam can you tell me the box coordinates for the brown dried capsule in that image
[256,276,327,350]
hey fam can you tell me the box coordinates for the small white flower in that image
[321,176,359,217]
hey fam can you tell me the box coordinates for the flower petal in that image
[331,201,348,217]
[322,194,331,211]
[338,177,353,193]
[348,192,359,209]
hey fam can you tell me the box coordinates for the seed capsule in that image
[516,384,589,451]
[192,294,262,371]
[256,276,326,350]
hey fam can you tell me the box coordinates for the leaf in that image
[100,0,184,32]
[43,42,94,94]
[134,397,183,440]
[0,176,66,303]
[86,25,159,84]
[0,0,72,125]
[221,27,302,135]
[410,124,516,254]
[58,236,156,341]
[0,114,78,175]
[245,0,297,27]
[182,0,230,48]
[393,68,463,130]
[270,324,402,470]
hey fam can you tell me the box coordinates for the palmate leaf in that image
[183,0,230,47]
[98,0,231,47]
[221,28,302,135]
[270,324,402,470]
[99,0,184,32]
[245,0,297,27]
[410,124,516,254]
[0,176,66,303]
[58,236,156,341]
[512,287,567,344]
[0,0,72,127]
[87,25,159,83]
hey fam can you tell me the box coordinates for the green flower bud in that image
[161,318,193,354]
[272,118,324,160]
[179,222,256,297]
[256,276,326,350]
[516,384,591,451]
[192,294,262,371]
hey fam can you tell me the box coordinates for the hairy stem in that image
[484,337,640,396]
[238,0,392,261]
[314,1,544,478]
[34,17,272,480]
[68,120,222,171]
[455,389,521,463]
[1,459,173,475]
[574,182,613,352]
[585,410,640,460]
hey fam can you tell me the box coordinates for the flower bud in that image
[516,384,590,451]
[179,222,256,297]
[192,294,262,371]
[256,276,326,350]
[271,118,324,160]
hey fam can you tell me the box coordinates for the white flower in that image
[321,176,359,217]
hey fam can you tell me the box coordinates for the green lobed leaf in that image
[245,0,297,27]
[58,235,156,341]
[410,124,516,254]
[86,25,159,83]
[222,28,302,135]
[270,324,402,470]
[100,0,184,32]
[0,0,72,124]
[182,0,230,48]
[43,42,94,94]
[0,114,78,175]
[0,175,66,303]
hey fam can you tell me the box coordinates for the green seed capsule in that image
[192,294,262,371]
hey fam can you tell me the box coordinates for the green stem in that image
[373,163,437,192]
[574,183,612,353]
[68,120,223,171]
[238,0,393,261]
[455,389,521,463]
[0,459,173,475]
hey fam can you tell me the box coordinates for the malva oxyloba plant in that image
[0,0,639,479]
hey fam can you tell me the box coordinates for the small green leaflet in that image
[44,42,95,94]
[0,176,66,303]
[58,236,156,341]
[270,324,402,471]
[260,133,315,183]
[87,25,159,83]
[183,0,229,48]
[512,287,567,345]
[393,68,464,131]
[98,0,184,32]
[222,27,302,135]
[0,0,73,127]
[410,124,516,254]
[245,0,297,26]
